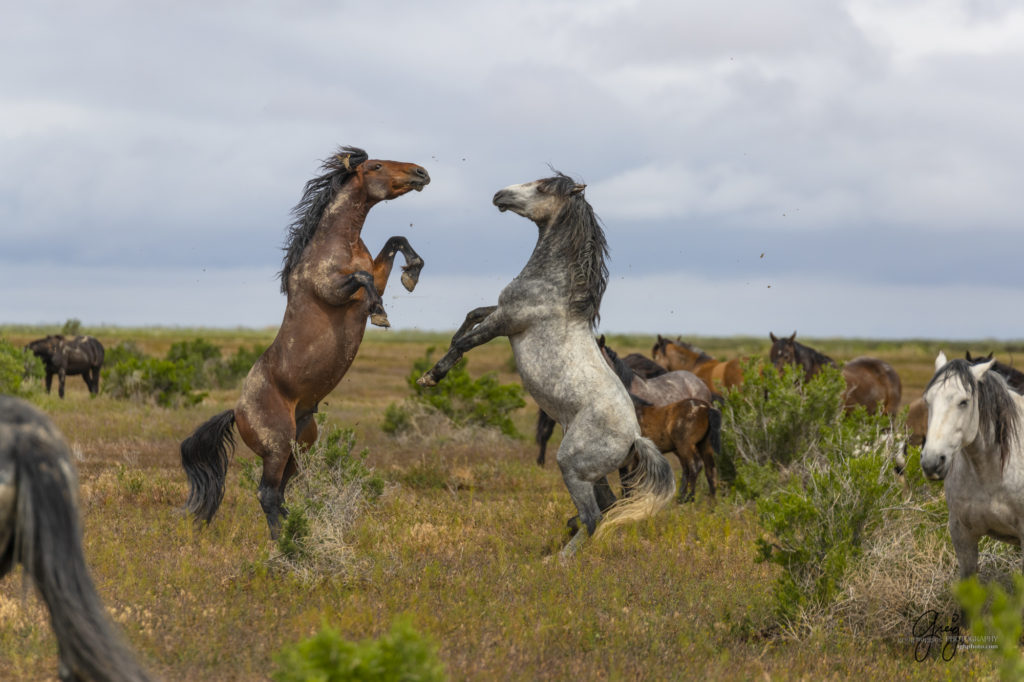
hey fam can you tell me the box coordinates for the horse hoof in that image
[401,269,419,292]
[370,312,391,328]
[416,373,437,387]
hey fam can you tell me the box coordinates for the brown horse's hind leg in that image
[235,398,297,539]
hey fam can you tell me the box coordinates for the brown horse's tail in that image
[707,406,723,456]
[180,410,236,525]
[594,436,675,539]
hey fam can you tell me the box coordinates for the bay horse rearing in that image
[418,172,675,558]
[181,147,429,538]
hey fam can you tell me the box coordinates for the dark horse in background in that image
[0,396,150,681]
[769,332,902,416]
[26,335,104,398]
[533,337,674,466]
[181,147,429,538]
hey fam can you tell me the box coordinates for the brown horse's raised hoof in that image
[401,263,422,292]
[370,312,391,328]
[416,373,437,387]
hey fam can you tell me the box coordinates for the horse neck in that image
[316,182,372,248]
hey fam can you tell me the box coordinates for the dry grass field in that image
[0,325,1017,680]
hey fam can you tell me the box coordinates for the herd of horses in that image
[7,146,1024,677]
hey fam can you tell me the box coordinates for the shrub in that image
[60,318,82,336]
[383,348,525,438]
[0,338,42,396]
[270,416,385,579]
[165,338,224,388]
[272,617,446,682]
[956,575,1024,678]
[103,356,206,407]
[722,358,910,627]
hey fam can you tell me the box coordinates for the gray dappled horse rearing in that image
[418,172,675,557]
[0,396,149,681]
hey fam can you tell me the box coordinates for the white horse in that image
[418,172,675,557]
[922,351,1024,579]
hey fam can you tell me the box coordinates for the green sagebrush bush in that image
[103,338,266,406]
[721,359,906,624]
[382,347,525,438]
[956,575,1024,679]
[272,617,446,682]
[270,416,385,577]
[0,338,44,396]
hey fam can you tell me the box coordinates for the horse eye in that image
[958,399,968,408]
[372,163,383,171]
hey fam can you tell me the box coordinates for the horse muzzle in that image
[408,167,430,191]
[920,447,950,480]
[493,189,516,212]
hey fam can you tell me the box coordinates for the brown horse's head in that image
[768,332,798,370]
[652,336,700,371]
[353,156,431,202]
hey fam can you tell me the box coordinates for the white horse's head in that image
[492,175,586,228]
[921,351,995,479]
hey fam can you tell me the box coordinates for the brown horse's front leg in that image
[320,270,390,327]
[417,306,502,386]
[373,236,424,292]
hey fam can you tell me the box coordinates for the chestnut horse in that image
[632,396,721,502]
[768,332,902,416]
[651,335,744,392]
[181,147,429,537]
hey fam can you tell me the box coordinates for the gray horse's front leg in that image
[418,306,502,386]
[949,516,979,579]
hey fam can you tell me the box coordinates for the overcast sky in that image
[3,0,1024,340]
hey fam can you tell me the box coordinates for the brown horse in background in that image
[632,396,720,502]
[652,335,745,393]
[768,332,902,416]
[26,334,105,398]
[181,147,429,538]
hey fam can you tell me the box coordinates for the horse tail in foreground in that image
[595,436,675,539]
[180,409,236,524]
[0,396,150,681]
[707,406,723,457]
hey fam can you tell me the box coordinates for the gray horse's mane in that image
[928,358,1021,471]
[279,146,369,294]
[536,172,609,328]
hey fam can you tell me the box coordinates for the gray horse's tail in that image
[3,401,150,681]
[595,436,675,539]
[180,409,236,524]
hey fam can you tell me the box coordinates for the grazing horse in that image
[534,339,698,466]
[651,335,745,392]
[0,396,150,681]
[768,332,902,416]
[921,352,1024,580]
[181,147,429,538]
[632,396,721,502]
[26,335,104,398]
[417,172,675,557]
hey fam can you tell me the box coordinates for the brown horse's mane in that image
[278,146,369,294]
[537,171,609,328]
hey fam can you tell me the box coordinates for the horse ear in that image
[935,351,948,371]
[770,332,778,342]
[571,183,586,195]
[971,359,995,380]
[965,350,973,361]
[788,332,796,341]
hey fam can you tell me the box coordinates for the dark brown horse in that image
[181,146,429,537]
[632,396,721,502]
[651,335,745,392]
[0,396,150,681]
[26,335,104,398]
[768,332,902,416]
